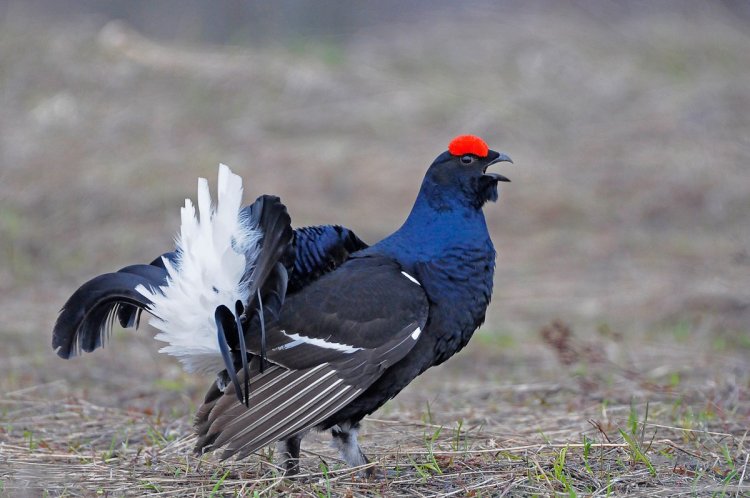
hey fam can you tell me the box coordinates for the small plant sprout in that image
[582,435,594,474]
[23,429,37,450]
[452,418,464,452]
[317,461,332,498]
[208,470,230,498]
[619,429,656,477]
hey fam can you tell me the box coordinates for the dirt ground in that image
[1,3,749,496]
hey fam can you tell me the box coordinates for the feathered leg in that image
[331,422,369,469]
[278,434,303,475]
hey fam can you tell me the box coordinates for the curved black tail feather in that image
[215,304,245,404]
[52,264,168,359]
[240,195,295,303]
[234,300,250,406]
[116,252,177,328]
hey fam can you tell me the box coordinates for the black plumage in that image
[289,225,368,292]
[52,135,513,475]
[52,264,167,358]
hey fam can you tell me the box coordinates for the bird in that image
[52,135,513,475]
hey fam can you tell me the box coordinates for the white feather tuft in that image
[136,164,261,373]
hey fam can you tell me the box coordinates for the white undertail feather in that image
[136,164,261,373]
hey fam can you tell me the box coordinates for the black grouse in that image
[52,135,513,474]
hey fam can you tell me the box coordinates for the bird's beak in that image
[484,150,513,182]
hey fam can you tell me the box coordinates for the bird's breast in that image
[411,243,496,364]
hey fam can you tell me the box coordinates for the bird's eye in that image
[460,155,474,165]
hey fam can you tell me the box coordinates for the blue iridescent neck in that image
[369,180,492,265]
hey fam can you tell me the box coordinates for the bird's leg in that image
[331,422,370,471]
[278,434,303,475]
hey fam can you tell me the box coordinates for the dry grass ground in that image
[1,3,749,496]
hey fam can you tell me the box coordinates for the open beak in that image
[484,150,513,182]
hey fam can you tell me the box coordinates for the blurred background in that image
[1,0,749,404]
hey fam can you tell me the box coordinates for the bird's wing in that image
[210,220,368,401]
[194,255,428,460]
[249,255,428,369]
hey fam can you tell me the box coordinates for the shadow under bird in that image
[52,135,513,475]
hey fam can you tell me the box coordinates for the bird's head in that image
[422,135,513,210]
